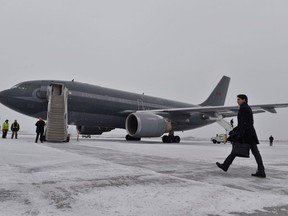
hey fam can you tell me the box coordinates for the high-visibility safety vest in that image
[2,122,9,130]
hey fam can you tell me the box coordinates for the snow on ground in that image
[0,135,288,216]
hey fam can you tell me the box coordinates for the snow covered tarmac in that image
[1,135,288,216]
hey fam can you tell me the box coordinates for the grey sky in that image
[0,1,288,140]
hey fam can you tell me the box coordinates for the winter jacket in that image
[11,122,20,132]
[233,102,259,145]
[35,120,45,133]
[2,121,9,131]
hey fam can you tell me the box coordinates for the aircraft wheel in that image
[173,136,180,143]
[162,135,170,143]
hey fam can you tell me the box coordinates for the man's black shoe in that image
[216,162,228,172]
[251,172,266,178]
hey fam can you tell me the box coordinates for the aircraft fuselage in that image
[0,80,208,132]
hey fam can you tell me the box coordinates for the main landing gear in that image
[125,134,180,143]
[162,133,181,143]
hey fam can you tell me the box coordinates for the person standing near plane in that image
[230,118,234,127]
[35,118,45,143]
[2,119,9,138]
[216,94,266,178]
[269,135,274,146]
[11,120,20,139]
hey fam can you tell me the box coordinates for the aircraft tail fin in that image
[200,76,230,106]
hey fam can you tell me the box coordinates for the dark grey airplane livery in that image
[0,76,287,143]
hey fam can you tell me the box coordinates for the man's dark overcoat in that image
[233,102,259,145]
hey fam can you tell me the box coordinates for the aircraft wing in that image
[136,103,288,118]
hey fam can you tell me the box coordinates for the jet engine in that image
[76,126,114,135]
[125,112,172,137]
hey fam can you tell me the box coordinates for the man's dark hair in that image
[237,94,248,103]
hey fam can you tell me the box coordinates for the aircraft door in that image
[33,83,48,101]
[137,99,146,110]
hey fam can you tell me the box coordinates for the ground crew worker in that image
[11,120,20,139]
[2,119,9,138]
[230,119,234,127]
[269,135,274,146]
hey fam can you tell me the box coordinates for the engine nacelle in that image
[76,126,114,135]
[125,112,172,137]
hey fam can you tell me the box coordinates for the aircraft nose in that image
[0,90,6,101]
[0,89,12,104]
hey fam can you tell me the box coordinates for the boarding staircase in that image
[45,83,68,142]
[216,118,233,132]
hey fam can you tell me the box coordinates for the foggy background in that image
[0,0,287,140]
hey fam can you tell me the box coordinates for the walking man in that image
[216,94,266,178]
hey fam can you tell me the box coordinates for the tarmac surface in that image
[1,135,288,216]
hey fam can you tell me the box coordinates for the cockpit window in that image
[11,82,33,90]
[11,83,22,89]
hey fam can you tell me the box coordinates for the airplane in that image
[0,75,287,143]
